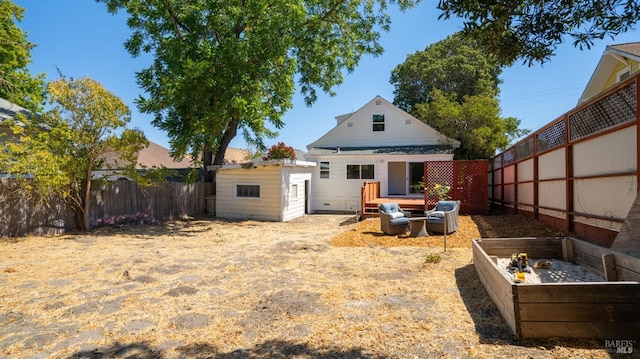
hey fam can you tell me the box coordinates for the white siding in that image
[216,165,282,221]
[281,168,313,221]
[305,153,452,212]
[308,96,458,148]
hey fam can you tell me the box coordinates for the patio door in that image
[388,162,406,195]
[409,162,424,195]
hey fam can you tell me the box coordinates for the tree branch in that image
[163,0,191,40]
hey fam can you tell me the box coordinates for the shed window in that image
[373,114,385,131]
[236,184,260,198]
[291,184,298,200]
[347,164,375,179]
[320,161,330,179]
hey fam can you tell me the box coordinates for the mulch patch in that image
[331,212,570,248]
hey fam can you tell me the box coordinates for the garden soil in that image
[0,213,620,358]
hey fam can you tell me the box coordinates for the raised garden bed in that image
[472,237,640,339]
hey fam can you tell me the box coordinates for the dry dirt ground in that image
[0,213,627,358]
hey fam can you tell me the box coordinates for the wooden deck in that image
[363,197,429,217]
[361,181,434,218]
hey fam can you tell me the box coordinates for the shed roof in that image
[212,158,316,172]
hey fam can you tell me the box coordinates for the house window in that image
[236,184,260,198]
[320,161,330,179]
[291,184,298,200]
[347,164,375,179]
[373,114,385,131]
[617,65,631,82]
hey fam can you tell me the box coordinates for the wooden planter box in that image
[472,237,640,339]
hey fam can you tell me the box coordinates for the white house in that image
[214,159,316,221]
[304,95,460,213]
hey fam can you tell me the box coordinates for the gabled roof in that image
[306,95,460,151]
[579,42,640,104]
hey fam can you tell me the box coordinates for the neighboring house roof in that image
[0,98,31,121]
[101,141,194,169]
[306,95,460,152]
[136,141,194,169]
[579,42,640,104]
[224,147,251,164]
[306,145,454,156]
[102,142,251,169]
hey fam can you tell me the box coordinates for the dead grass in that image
[0,213,613,359]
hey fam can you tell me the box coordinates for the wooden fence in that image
[489,73,639,246]
[0,180,213,237]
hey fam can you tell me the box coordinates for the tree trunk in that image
[212,118,239,166]
[82,176,91,232]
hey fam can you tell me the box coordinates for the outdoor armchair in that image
[426,200,460,234]
[378,202,411,235]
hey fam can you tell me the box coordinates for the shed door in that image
[388,162,406,195]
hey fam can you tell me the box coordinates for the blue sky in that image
[14,0,640,152]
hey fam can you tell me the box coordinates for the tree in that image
[98,0,419,176]
[1,77,148,231]
[413,89,528,159]
[391,35,529,159]
[437,0,640,66]
[390,33,502,113]
[0,0,46,112]
[265,142,296,160]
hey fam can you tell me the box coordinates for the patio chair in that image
[378,202,411,235]
[426,200,460,234]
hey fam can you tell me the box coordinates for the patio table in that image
[408,217,428,237]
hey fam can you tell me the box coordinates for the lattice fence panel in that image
[425,160,487,214]
[569,81,637,142]
[455,160,488,214]
[536,120,565,153]
[503,148,515,165]
[515,137,534,160]
[424,161,453,209]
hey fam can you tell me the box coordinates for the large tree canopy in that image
[390,33,501,113]
[437,0,640,66]
[99,0,418,170]
[391,35,529,159]
[0,0,45,112]
[1,77,148,231]
[414,90,528,159]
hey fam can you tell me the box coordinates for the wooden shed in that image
[214,159,316,222]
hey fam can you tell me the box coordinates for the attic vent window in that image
[375,100,381,105]
[347,122,353,127]
[405,119,412,124]
[617,65,631,82]
[372,114,385,131]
